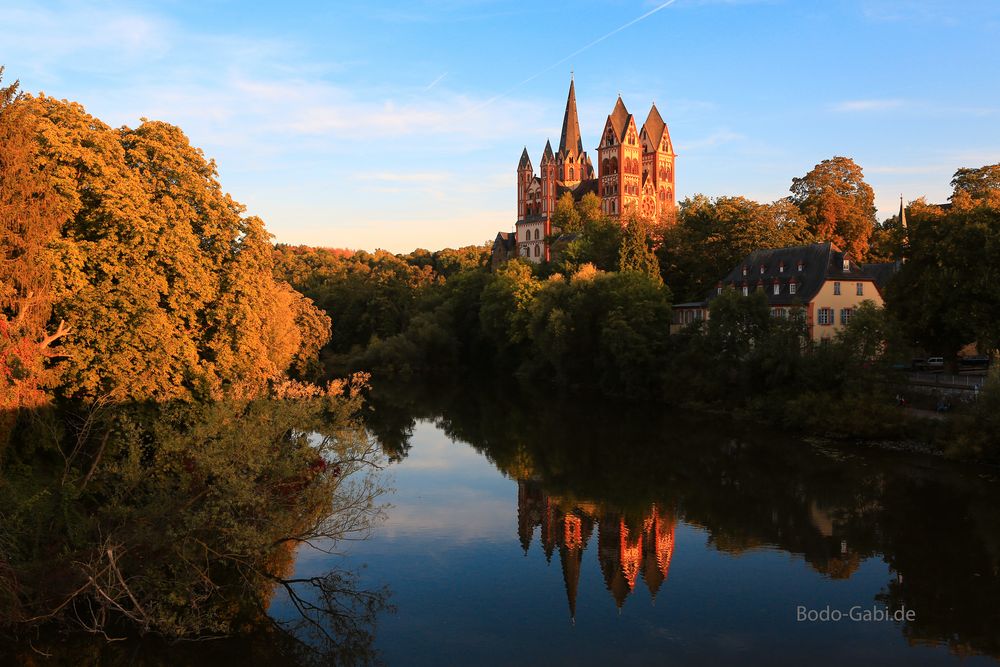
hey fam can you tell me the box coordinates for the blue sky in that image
[3,0,999,252]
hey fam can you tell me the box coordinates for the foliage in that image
[551,191,581,232]
[617,214,661,280]
[657,195,814,301]
[524,268,672,397]
[6,94,330,402]
[0,69,69,411]
[479,260,542,350]
[0,392,389,660]
[887,203,1000,358]
[950,163,1000,210]
[790,156,877,258]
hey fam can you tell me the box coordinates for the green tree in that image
[478,260,541,349]
[618,214,661,280]
[887,204,1000,360]
[658,195,813,301]
[790,156,877,258]
[551,191,581,233]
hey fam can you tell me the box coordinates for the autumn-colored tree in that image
[790,156,877,258]
[950,163,1000,210]
[14,93,329,401]
[0,69,70,412]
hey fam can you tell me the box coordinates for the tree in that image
[658,195,813,301]
[551,191,581,233]
[618,214,661,280]
[478,260,541,349]
[950,163,1000,210]
[0,68,70,412]
[790,156,877,258]
[886,204,1000,360]
[576,192,603,226]
[15,94,330,401]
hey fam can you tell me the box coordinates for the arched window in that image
[569,167,574,179]
[534,245,540,257]
[610,157,618,174]
[602,158,609,173]
[534,229,540,240]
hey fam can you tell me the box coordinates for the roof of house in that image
[861,261,898,291]
[711,242,883,306]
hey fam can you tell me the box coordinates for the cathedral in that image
[492,78,677,266]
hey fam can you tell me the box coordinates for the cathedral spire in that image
[559,78,584,157]
[898,195,908,230]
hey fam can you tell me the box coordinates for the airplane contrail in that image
[475,0,679,111]
[424,72,448,92]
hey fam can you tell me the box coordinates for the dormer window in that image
[759,265,766,274]
[842,259,850,272]
[742,286,749,296]
[742,266,748,277]
[773,283,780,295]
[779,262,785,273]
[790,281,797,295]
[797,261,804,272]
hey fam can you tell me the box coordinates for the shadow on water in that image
[364,377,1000,661]
[0,398,392,666]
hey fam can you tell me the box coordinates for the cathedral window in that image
[534,229,540,240]
[569,167,574,179]
[534,245,540,257]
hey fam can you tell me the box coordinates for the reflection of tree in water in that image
[0,397,391,665]
[367,378,1000,659]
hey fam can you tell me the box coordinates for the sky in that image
[3,0,999,252]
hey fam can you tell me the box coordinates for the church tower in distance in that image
[494,78,677,266]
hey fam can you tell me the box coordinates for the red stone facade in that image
[498,79,677,266]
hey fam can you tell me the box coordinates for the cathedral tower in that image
[555,78,593,186]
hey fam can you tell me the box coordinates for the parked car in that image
[926,357,945,372]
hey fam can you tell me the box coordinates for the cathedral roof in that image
[559,79,584,157]
[609,96,631,141]
[642,103,667,147]
[518,147,532,170]
[542,139,555,163]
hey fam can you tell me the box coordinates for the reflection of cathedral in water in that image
[517,479,676,619]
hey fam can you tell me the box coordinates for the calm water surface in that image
[273,390,1000,666]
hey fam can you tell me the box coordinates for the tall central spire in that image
[559,79,583,157]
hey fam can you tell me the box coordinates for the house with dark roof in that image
[672,242,890,341]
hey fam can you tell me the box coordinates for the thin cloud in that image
[681,129,745,151]
[832,99,905,112]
